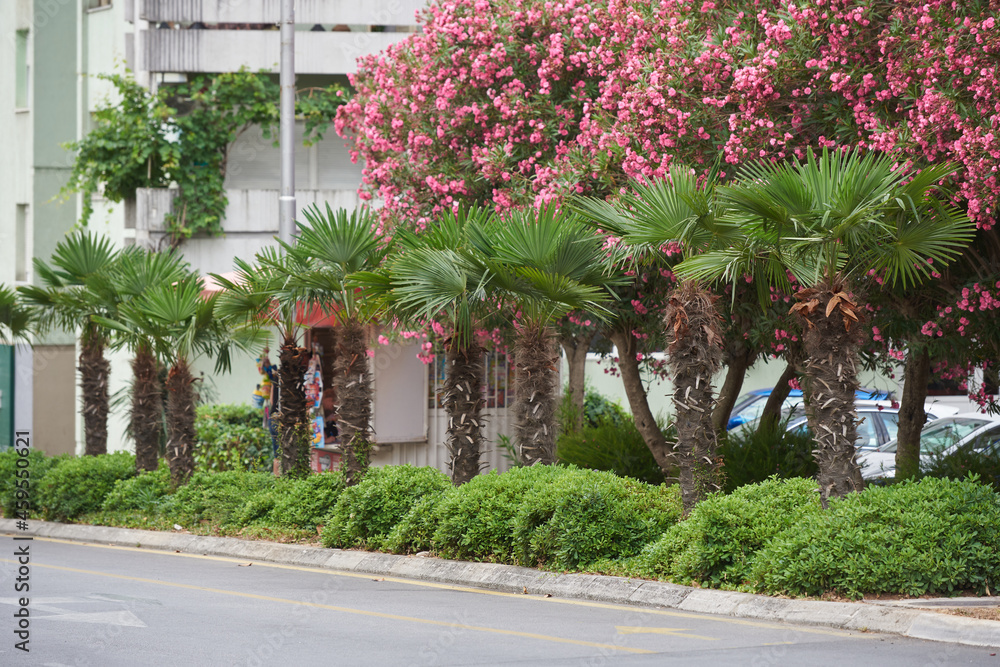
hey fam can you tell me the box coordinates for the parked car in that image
[781,403,960,452]
[727,387,892,430]
[858,413,1000,480]
[732,401,959,452]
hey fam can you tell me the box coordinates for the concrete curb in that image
[5,519,998,649]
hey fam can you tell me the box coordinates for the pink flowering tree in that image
[341,0,1000,229]
[338,0,1000,493]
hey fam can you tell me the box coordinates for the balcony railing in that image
[133,188,363,234]
[143,28,410,74]
[139,0,425,26]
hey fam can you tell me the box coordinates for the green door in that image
[0,345,13,449]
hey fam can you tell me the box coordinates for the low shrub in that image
[384,492,456,554]
[431,464,567,562]
[235,472,346,530]
[194,404,272,472]
[633,477,822,587]
[753,476,1000,598]
[160,470,277,527]
[0,448,67,518]
[36,452,136,522]
[102,464,173,512]
[321,465,451,550]
[512,468,682,570]
[921,443,1000,492]
[557,419,665,485]
[718,419,817,492]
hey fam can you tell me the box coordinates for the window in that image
[15,206,27,283]
[883,418,989,454]
[427,352,514,410]
[855,414,878,450]
[881,412,899,444]
[85,0,112,10]
[15,30,28,109]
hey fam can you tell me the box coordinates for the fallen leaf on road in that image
[238,563,252,567]
[522,587,528,595]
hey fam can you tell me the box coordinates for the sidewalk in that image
[4,518,998,649]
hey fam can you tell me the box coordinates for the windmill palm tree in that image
[471,206,619,466]
[0,284,36,345]
[351,205,500,484]
[99,276,253,484]
[19,232,118,456]
[213,247,322,479]
[102,247,191,472]
[576,165,751,512]
[286,205,390,486]
[678,148,974,506]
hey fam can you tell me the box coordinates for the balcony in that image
[132,188,364,274]
[139,0,426,26]
[143,28,410,75]
[134,187,362,235]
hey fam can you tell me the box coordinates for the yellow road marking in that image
[2,559,653,655]
[617,625,718,641]
[12,535,855,638]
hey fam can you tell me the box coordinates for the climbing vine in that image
[64,70,348,243]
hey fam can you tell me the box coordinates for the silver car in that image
[858,414,1000,480]
[732,400,959,452]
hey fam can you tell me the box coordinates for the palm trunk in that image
[513,323,559,465]
[443,339,485,485]
[608,327,675,478]
[79,336,110,456]
[895,344,930,481]
[131,347,162,472]
[794,283,865,507]
[277,337,311,478]
[664,281,724,515]
[165,357,197,485]
[560,330,595,432]
[335,319,373,485]
[711,337,756,434]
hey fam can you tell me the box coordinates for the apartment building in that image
[1,0,515,474]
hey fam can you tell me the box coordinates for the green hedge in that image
[431,465,567,562]
[631,477,822,587]
[160,470,277,527]
[102,464,173,512]
[321,465,452,550]
[512,468,681,570]
[752,476,1000,598]
[12,449,1000,601]
[235,472,345,530]
[0,448,67,518]
[36,452,136,522]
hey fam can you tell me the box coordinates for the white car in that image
[858,413,1000,480]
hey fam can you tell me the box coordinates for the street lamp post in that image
[279,0,296,244]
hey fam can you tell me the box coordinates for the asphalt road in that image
[0,537,995,666]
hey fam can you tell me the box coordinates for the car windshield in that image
[789,412,879,449]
